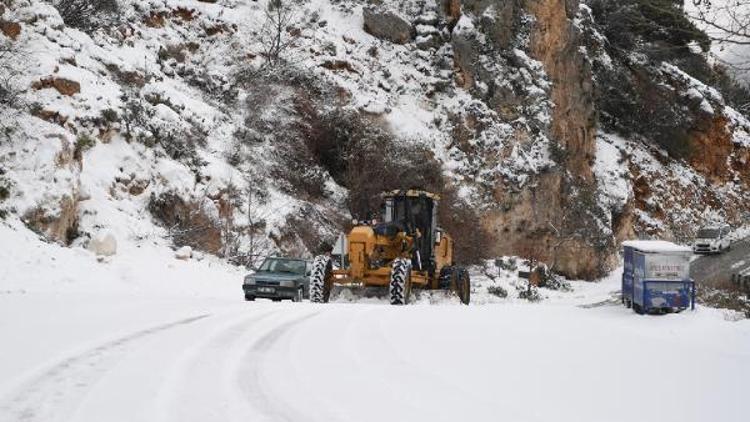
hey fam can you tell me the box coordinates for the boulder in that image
[175,246,193,260]
[363,6,414,44]
[88,231,117,257]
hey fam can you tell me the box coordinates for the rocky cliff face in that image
[1,0,748,279]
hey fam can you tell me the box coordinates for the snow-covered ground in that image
[1,222,749,422]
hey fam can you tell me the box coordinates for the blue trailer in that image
[622,241,695,314]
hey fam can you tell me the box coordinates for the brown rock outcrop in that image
[527,0,596,181]
[32,77,81,96]
[23,138,81,245]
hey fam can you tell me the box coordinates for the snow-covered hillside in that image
[2,0,750,275]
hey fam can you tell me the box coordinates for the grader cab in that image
[309,190,471,305]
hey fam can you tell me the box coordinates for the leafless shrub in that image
[231,0,303,89]
[149,191,222,253]
[221,184,276,269]
[0,37,25,140]
[120,93,149,142]
[438,184,494,265]
[53,0,120,34]
[259,0,299,68]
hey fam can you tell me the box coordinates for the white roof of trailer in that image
[622,240,692,253]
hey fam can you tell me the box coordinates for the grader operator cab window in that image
[383,194,437,271]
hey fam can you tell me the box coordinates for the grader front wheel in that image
[389,258,412,305]
[309,255,333,303]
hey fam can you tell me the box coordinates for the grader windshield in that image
[383,192,438,270]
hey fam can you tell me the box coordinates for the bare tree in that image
[241,188,274,268]
[221,184,274,269]
[233,0,301,87]
[685,0,750,73]
[688,0,750,46]
[259,0,298,67]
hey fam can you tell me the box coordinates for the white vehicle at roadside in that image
[693,225,732,254]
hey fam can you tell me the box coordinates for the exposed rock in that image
[565,0,580,18]
[88,231,118,257]
[148,192,226,255]
[32,77,81,96]
[175,245,193,260]
[687,114,733,183]
[451,16,480,89]
[205,24,230,36]
[24,195,79,245]
[321,59,358,73]
[416,24,442,50]
[416,34,441,50]
[0,20,21,40]
[363,6,415,44]
[172,7,197,22]
[527,0,596,181]
[440,0,462,25]
[31,109,68,126]
[21,134,82,245]
[144,12,166,28]
[462,0,516,48]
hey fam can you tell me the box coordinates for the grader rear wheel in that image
[454,268,471,305]
[309,255,333,303]
[439,266,470,305]
[389,258,412,305]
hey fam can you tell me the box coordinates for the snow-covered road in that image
[1,295,749,422]
[1,224,749,422]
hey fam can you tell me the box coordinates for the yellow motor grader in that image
[309,190,471,305]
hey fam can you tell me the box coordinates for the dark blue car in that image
[243,257,311,302]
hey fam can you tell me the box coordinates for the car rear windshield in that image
[259,259,306,275]
[697,229,719,239]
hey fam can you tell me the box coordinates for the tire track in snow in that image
[0,314,210,422]
[234,309,322,422]
[156,308,282,422]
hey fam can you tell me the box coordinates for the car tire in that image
[245,295,255,302]
[293,287,304,303]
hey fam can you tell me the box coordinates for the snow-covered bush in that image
[73,134,95,161]
[487,285,508,298]
[517,282,542,302]
[495,257,519,272]
[542,270,573,292]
